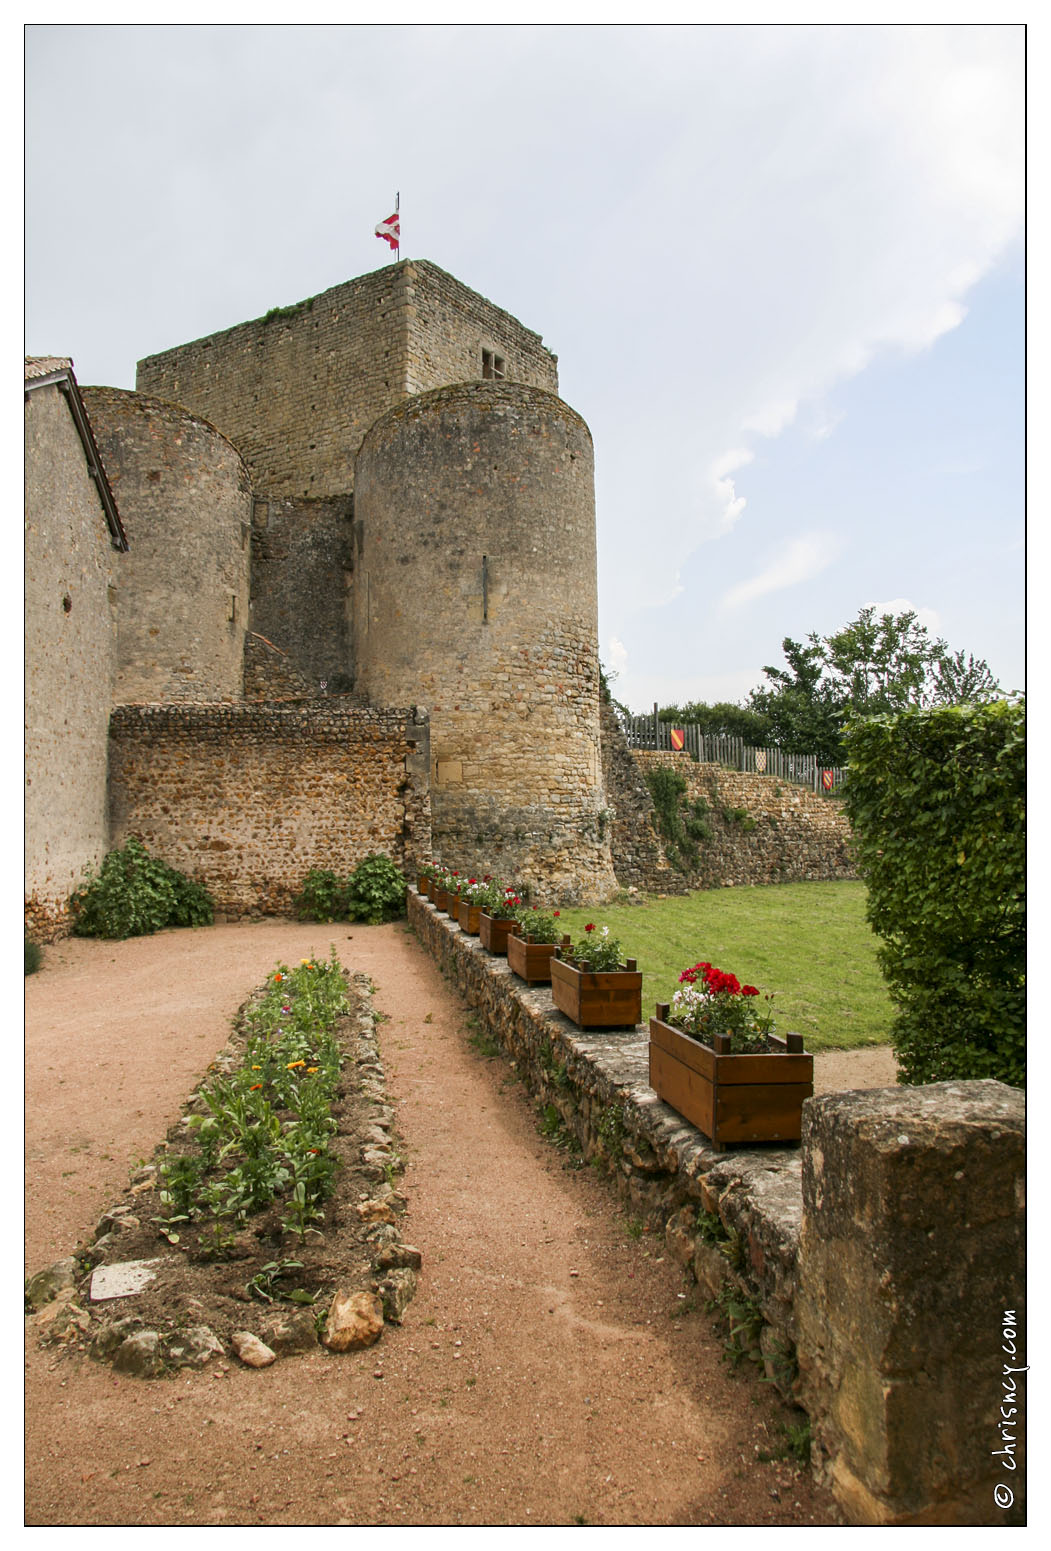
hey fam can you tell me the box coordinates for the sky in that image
[24,18,1026,715]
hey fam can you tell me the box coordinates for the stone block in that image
[796,1081,1025,1525]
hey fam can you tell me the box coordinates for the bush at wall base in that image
[70,836,214,941]
[294,854,407,925]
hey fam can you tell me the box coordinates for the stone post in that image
[796,1081,1025,1525]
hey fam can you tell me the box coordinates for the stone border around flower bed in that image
[25,970,422,1376]
[408,887,805,1386]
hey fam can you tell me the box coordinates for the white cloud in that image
[722,533,844,611]
[707,447,755,538]
[606,637,629,676]
[588,26,1023,621]
[864,598,943,635]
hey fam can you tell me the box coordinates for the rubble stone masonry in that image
[605,741,856,893]
[108,702,431,917]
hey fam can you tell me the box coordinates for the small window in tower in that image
[482,349,506,380]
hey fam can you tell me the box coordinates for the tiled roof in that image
[25,355,73,382]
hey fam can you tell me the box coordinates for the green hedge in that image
[844,700,1024,1086]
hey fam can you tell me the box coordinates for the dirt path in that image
[25,922,892,1526]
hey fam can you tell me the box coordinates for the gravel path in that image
[25,921,894,1526]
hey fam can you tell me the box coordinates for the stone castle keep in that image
[26,259,854,938]
[25,261,621,935]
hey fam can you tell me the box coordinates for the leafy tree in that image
[930,648,1002,706]
[747,636,849,764]
[748,607,1000,762]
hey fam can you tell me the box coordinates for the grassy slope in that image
[551,880,892,1052]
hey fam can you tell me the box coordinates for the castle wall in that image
[108,703,431,917]
[627,749,856,891]
[402,261,559,397]
[354,381,617,905]
[25,380,119,940]
[250,496,354,691]
[82,387,251,704]
[134,262,559,503]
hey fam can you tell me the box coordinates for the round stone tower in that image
[354,381,617,904]
[82,387,252,704]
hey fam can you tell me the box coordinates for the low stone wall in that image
[408,888,1025,1525]
[630,750,856,890]
[108,702,431,917]
[598,699,856,895]
[408,888,803,1323]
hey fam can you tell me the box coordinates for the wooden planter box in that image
[431,886,450,913]
[506,931,571,986]
[416,874,431,895]
[648,1006,813,1151]
[457,900,482,935]
[479,912,517,954]
[550,954,642,1029]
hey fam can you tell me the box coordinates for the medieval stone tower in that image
[355,380,611,894]
[78,259,618,903]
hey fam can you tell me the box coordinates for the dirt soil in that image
[25,920,897,1527]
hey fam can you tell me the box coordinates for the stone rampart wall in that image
[407,888,1025,1525]
[603,731,856,893]
[108,703,431,916]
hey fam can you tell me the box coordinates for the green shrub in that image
[70,837,214,940]
[294,855,406,924]
[645,765,708,870]
[345,853,407,924]
[293,868,350,923]
[844,700,1025,1086]
[25,939,42,975]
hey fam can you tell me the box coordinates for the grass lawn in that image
[550,880,892,1052]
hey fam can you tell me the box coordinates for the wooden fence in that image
[618,706,848,794]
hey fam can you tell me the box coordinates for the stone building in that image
[24,359,127,938]
[25,260,618,936]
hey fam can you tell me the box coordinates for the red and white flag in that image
[375,210,400,253]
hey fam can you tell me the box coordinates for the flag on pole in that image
[375,209,400,254]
